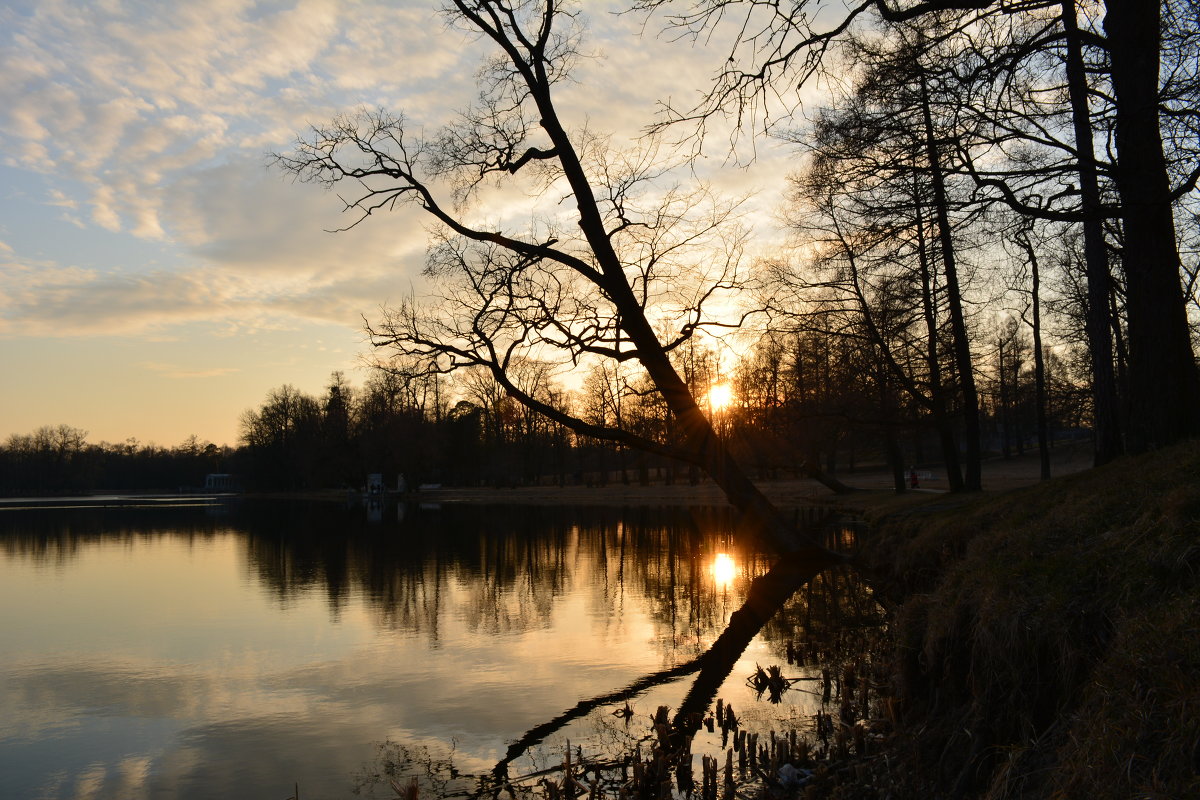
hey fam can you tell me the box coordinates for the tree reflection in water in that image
[343,515,883,800]
[0,500,883,799]
[235,503,776,664]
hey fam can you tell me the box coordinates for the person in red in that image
[909,468,919,489]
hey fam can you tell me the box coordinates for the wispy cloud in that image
[138,362,242,379]
[0,237,424,339]
[44,189,76,209]
[0,1,468,239]
[0,0,794,345]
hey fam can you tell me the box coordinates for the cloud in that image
[0,263,213,336]
[0,224,425,339]
[0,1,486,344]
[0,1,469,239]
[44,188,76,209]
[139,362,242,379]
[1,0,754,245]
[0,0,804,347]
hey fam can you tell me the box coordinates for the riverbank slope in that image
[850,440,1199,798]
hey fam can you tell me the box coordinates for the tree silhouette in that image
[640,0,1200,453]
[276,1,841,557]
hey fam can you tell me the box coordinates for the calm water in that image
[0,499,880,800]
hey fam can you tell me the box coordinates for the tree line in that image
[0,310,1091,496]
[231,314,1087,493]
[0,426,233,496]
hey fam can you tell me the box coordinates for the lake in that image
[0,498,880,800]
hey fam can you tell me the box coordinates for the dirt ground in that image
[416,442,1096,513]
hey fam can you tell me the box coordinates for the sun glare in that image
[708,384,734,412]
[712,553,736,588]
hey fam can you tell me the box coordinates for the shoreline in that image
[358,442,1094,512]
[0,443,1094,513]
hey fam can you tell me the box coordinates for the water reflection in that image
[0,501,878,800]
[711,553,736,589]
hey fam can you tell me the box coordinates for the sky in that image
[0,0,807,447]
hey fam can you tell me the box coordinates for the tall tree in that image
[1011,223,1054,479]
[277,1,839,557]
[779,27,991,491]
[1059,0,1124,462]
[1103,0,1200,448]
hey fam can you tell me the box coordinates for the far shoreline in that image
[0,442,1094,514]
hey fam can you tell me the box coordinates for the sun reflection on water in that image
[711,553,736,588]
[2,505,819,799]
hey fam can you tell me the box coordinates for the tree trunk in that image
[919,71,983,489]
[878,355,908,493]
[913,188,966,491]
[1025,237,1052,480]
[1104,0,1200,450]
[999,336,1011,459]
[1062,0,1124,464]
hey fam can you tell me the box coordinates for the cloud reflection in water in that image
[0,503,862,800]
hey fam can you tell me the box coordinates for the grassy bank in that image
[851,441,1200,799]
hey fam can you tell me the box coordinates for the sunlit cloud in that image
[44,189,76,209]
[139,362,242,379]
[0,0,467,241]
[0,264,218,336]
[0,241,423,340]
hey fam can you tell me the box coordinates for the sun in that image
[707,383,734,412]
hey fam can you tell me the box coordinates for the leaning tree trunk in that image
[523,69,845,558]
[633,324,848,548]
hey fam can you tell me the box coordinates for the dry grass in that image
[856,441,1200,799]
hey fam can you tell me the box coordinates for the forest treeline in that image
[232,305,1096,492]
[0,427,234,496]
[1,312,1090,495]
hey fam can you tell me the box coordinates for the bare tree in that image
[276,1,839,557]
[775,25,995,492]
[639,0,1200,453]
[1010,222,1054,479]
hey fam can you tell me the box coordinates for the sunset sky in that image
[0,0,803,447]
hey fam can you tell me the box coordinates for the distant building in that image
[204,473,239,491]
[366,473,385,495]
